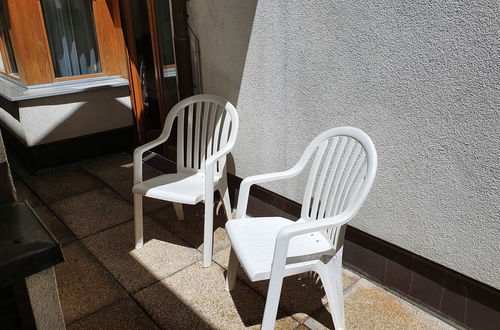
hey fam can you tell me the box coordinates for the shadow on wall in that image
[18,87,132,146]
[187,0,258,106]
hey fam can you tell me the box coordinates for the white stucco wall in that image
[188,0,500,288]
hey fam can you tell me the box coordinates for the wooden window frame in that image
[0,0,19,80]
[0,0,127,86]
[0,34,13,77]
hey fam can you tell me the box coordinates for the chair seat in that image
[226,217,334,281]
[132,172,212,204]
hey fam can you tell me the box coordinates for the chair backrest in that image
[300,127,377,247]
[169,94,238,176]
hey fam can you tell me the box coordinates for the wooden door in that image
[120,0,193,147]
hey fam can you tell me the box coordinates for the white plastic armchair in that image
[225,127,377,330]
[133,94,239,267]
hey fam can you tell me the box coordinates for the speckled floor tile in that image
[341,269,361,291]
[108,178,170,213]
[23,167,103,203]
[213,247,361,321]
[55,242,128,324]
[83,153,162,184]
[67,298,159,330]
[134,262,298,329]
[150,203,231,253]
[50,187,133,238]
[304,279,455,330]
[13,180,43,206]
[33,205,76,245]
[82,217,201,293]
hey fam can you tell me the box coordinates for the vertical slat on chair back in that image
[175,96,235,176]
[300,128,376,248]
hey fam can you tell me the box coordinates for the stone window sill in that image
[0,75,129,102]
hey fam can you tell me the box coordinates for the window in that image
[40,0,101,78]
[0,0,127,85]
[0,0,18,77]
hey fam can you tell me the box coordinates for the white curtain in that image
[41,0,101,77]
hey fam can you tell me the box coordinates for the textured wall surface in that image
[186,0,257,104]
[189,1,500,288]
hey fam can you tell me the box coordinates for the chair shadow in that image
[133,279,217,329]
[149,196,232,251]
[227,268,338,329]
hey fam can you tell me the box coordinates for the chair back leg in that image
[319,249,346,330]
[219,184,233,220]
[134,194,144,249]
[173,203,185,220]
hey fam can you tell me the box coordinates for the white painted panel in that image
[19,87,132,146]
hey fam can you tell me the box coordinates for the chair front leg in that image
[202,192,214,267]
[320,248,345,330]
[225,248,239,291]
[261,273,284,330]
[134,194,144,249]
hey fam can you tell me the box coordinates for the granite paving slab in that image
[33,205,76,245]
[83,217,201,293]
[150,203,231,254]
[304,279,456,330]
[50,187,133,238]
[134,262,298,329]
[55,242,128,324]
[67,298,159,330]
[83,153,162,184]
[24,167,102,203]
[108,177,170,213]
[13,180,43,206]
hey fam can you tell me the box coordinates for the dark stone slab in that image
[0,202,64,287]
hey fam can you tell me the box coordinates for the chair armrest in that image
[235,137,322,219]
[204,144,234,170]
[133,114,176,184]
[235,164,304,219]
[203,148,231,202]
[133,137,167,184]
[276,213,353,241]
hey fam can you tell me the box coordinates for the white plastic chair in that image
[133,94,239,267]
[225,127,377,330]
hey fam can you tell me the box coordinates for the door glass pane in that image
[156,0,174,66]
[0,0,18,75]
[131,0,162,133]
[0,52,5,72]
[41,0,101,78]
[155,0,178,110]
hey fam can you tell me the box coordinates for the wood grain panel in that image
[6,0,53,84]
[93,0,128,77]
[120,0,145,144]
